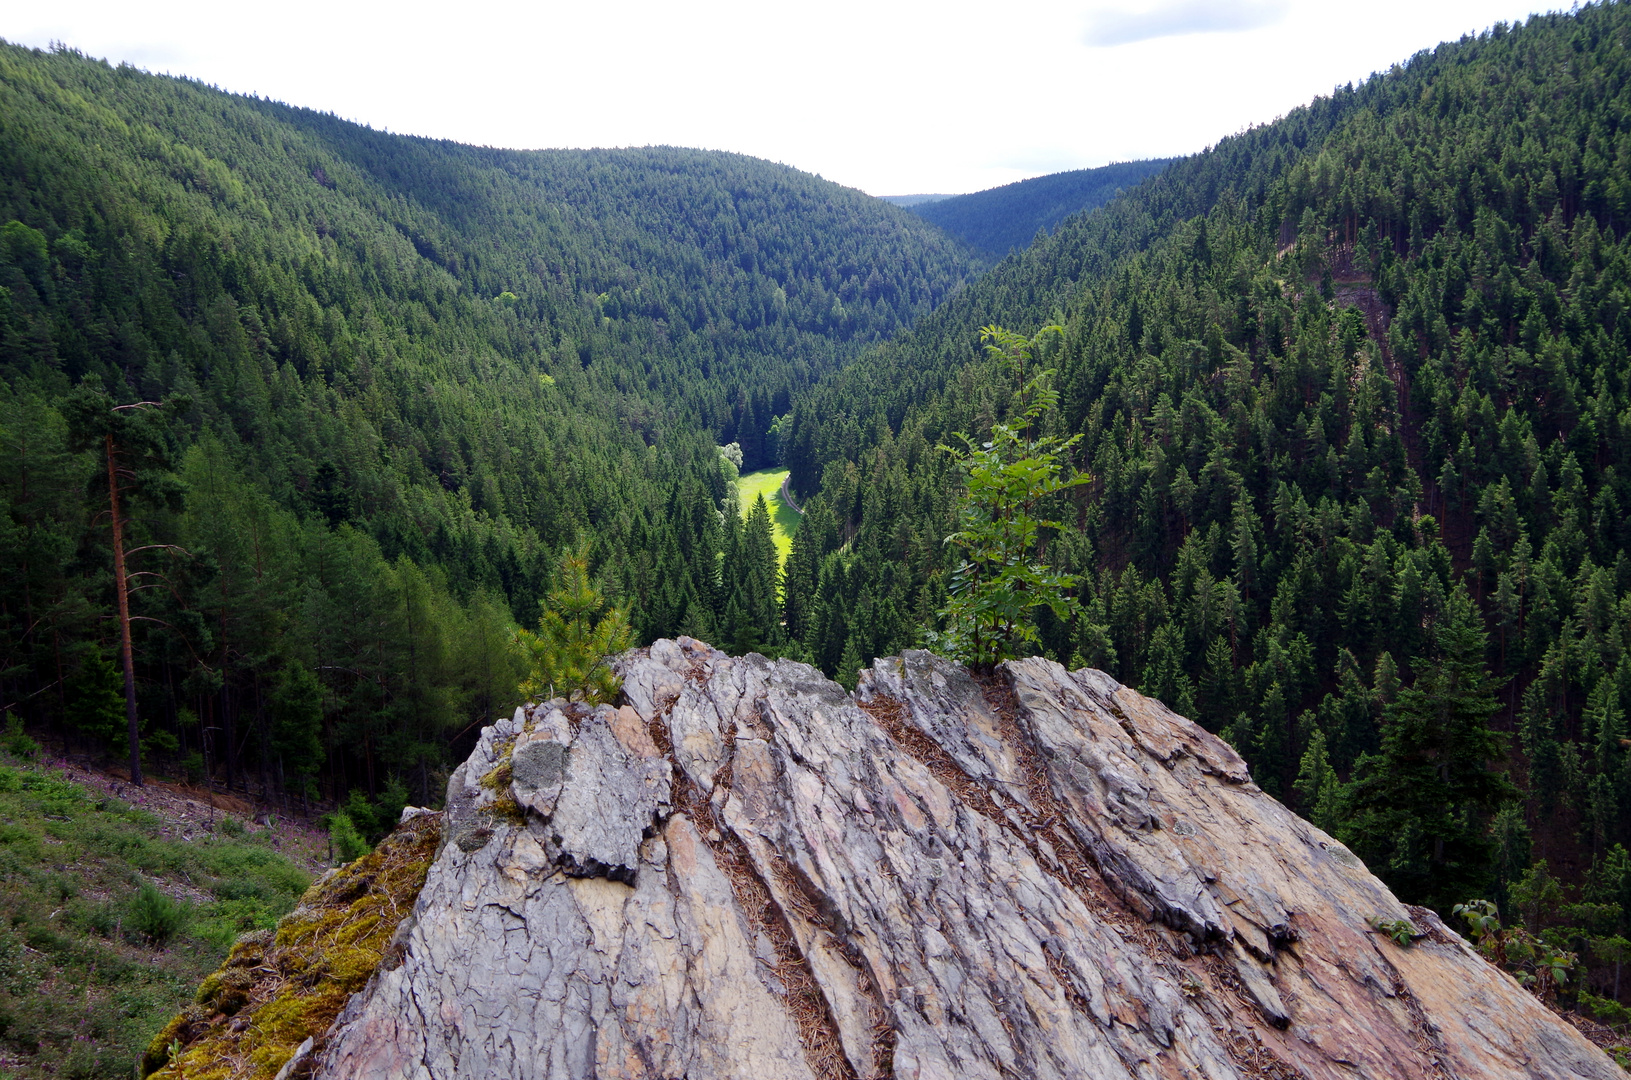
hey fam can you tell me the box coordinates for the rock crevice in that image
[312,641,1621,1080]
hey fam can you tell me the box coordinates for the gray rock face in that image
[314,640,1620,1080]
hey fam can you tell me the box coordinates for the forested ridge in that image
[905,158,1176,254]
[0,39,982,819]
[6,3,1631,1073]
[7,0,1631,1033]
[776,0,1631,977]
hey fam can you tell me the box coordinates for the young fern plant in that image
[925,325,1091,668]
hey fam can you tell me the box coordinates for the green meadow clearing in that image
[736,468,800,565]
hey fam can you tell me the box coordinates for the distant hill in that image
[905,159,1175,253]
[0,41,985,877]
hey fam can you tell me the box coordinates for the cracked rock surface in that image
[313,639,1620,1080]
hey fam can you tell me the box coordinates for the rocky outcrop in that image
[312,640,1620,1080]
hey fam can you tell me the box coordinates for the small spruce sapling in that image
[328,811,371,864]
[517,543,632,705]
[129,883,189,946]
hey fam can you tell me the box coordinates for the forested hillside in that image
[0,41,980,817]
[778,1,1631,945]
[907,159,1175,254]
[878,193,956,207]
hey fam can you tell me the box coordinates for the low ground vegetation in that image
[0,757,310,1078]
[142,813,439,1080]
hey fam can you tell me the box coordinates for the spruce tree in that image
[716,494,781,655]
[516,545,632,705]
[1343,587,1517,910]
[1295,729,1342,834]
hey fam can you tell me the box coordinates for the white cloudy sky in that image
[4,0,1566,196]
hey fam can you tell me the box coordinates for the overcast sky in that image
[5,0,1568,196]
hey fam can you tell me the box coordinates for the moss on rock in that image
[141,812,441,1079]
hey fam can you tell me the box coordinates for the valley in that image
[2,3,1631,1076]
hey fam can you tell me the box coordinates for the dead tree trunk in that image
[106,431,143,787]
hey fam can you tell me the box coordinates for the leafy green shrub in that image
[1370,916,1420,947]
[127,884,188,947]
[328,811,371,864]
[193,878,284,948]
[1453,897,1581,1004]
[925,326,1089,667]
[199,842,309,899]
[46,874,77,903]
[193,896,277,951]
[13,769,85,817]
[217,815,245,838]
[60,1038,127,1080]
[0,823,44,867]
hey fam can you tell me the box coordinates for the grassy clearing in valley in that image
[0,757,311,1078]
[736,468,800,565]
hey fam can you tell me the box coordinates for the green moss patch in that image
[143,813,441,1080]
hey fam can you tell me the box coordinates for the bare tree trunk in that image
[106,432,143,787]
[53,628,68,755]
[222,682,235,791]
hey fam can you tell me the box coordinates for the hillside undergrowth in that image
[0,758,310,1078]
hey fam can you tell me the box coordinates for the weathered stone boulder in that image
[312,639,1621,1080]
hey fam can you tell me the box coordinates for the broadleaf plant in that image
[926,325,1091,667]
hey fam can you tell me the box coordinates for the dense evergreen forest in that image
[778,0,1631,984]
[0,39,982,817]
[7,0,1631,1018]
[13,2,1631,1071]
[906,158,1176,254]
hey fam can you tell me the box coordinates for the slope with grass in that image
[0,758,312,1078]
[141,812,440,1080]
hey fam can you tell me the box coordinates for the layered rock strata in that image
[312,639,1620,1080]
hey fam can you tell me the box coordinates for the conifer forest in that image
[5,1,1631,1069]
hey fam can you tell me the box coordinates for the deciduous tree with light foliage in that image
[926,325,1090,667]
